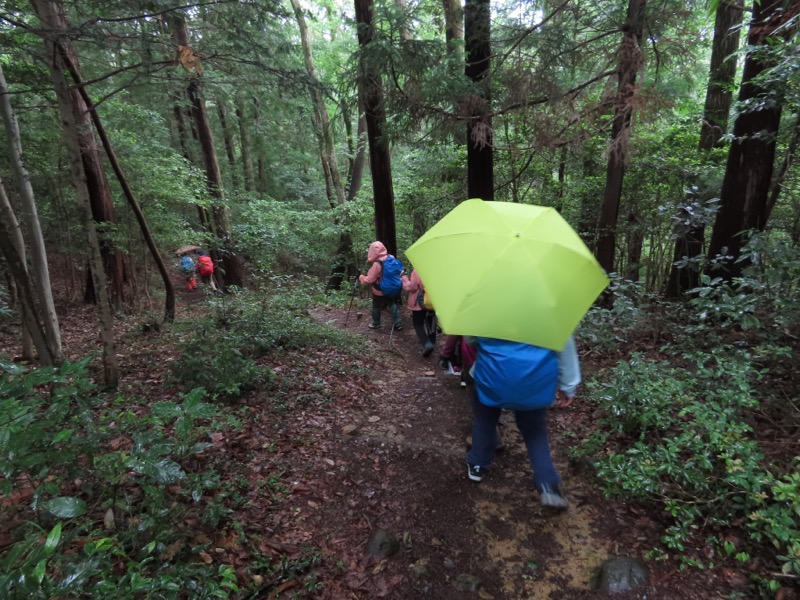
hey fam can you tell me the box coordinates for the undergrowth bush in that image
[0,358,242,598]
[578,346,800,591]
[580,277,646,351]
[170,281,363,399]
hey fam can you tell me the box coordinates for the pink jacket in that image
[359,241,388,296]
[401,270,424,311]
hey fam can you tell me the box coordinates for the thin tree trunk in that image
[291,0,346,209]
[464,0,494,200]
[766,110,800,222]
[665,0,742,297]
[59,53,177,322]
[0,61,63,361]
[32,0,125,308]
[355,0,398,256]
[216,98,239,191]
[0,179,54,365]
[595,0,646,274]
[171,13,245,289]
[235,96,255,192]
[34,3,118,386]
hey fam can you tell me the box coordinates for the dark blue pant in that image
[411,309,436,347]
[466,385,560,492]
[371,294,401,327]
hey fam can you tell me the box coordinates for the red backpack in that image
[197,255,214,277]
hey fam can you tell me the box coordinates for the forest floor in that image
[0,275,767,600]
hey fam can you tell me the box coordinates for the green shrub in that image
[578,347,800,582]
[170,284,363,399]
[0,361,243,598]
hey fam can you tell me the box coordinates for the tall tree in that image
[31,0,125,308]
[33,0,118,387]
[707,0,794,278]
[290,0,347,208]
[0,178,55,365]
[355,0,398,255]
[464,0,494,200]
[235,96,255,192]
[595,0,647,274]
[666,0,743,296]
[58,56,177,322]
[0,61,63,362]
[171,13,245,289]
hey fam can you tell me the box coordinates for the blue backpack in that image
[377,256,403,298]
[180,255,195,275]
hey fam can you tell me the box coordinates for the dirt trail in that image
[305,305,675,600]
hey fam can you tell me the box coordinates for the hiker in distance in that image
[401,268,436,356]
[179,254,197,291]
[358,241,403,331]
[465,336,581,509]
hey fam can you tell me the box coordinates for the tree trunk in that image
[707,0,792,278]
[0,61,63,362]
[464,0,494,200]
[665,0,742,297]
[595,0,646,274]
[36,0,118,387]
[766,110,800,222]
[172,13,245,289]
[355,0,398,256]
[0,178,55,366]
[216,98,239,191]
[59,54,177,322]
[235,96,255,192]
[32,0,125,309]
[291,0,347,209]
[442,0,464,44]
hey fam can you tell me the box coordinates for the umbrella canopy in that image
[175,245,201,256]
[405,199,608,351]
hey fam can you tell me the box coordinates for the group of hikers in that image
[178,249,217,291]
[358,240,579,509]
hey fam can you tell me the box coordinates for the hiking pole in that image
[344,272,360,327]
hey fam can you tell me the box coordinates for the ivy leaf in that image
[43,497,88,518]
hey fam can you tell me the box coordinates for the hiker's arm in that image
[401,271,419,292]
[359,262,381,285]
[555,336,581,404]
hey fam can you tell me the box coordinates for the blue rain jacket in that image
[472,337,580,411]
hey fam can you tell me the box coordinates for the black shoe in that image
[422,341,434,357]
[467,463,484,482]
[394,323,403,331]
[368,323,381,329]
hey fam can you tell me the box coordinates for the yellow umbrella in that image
[405,199,608,351]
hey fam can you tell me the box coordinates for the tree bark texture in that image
[235,97,255,192]
[216,98,239,191]
[172,14,245,289]
[291,0,346,208]
[355,0,398,256]
[59,55,177,322]
[595,0,646,274]
[0,179,55,365]
[464,0,494,200]
[707,0,793,278]
[0,61,63,361]
[35,0,118,387]
[32,0,125,308]
[666,0,743,297]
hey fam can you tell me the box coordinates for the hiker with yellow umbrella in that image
[406,199,608,509]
